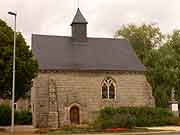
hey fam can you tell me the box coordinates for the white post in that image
[169,88,179,117]
[171,102,179,117]
[8,11,17,134]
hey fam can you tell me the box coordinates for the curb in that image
[101,131,180,135]
[69,131,180,135]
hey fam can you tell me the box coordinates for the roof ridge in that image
[32,34,126,41]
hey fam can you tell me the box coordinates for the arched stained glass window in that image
[102,77,116,99]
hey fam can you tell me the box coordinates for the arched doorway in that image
[70,106,80,124]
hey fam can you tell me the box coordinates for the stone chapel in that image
[31,8,155,128]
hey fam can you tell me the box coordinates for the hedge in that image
[15,110,32,125]
[94,107,178,129]
[0,104,32,125]
[0,104,11,125]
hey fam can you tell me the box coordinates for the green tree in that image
[163,30,180,103]
[0,19,38,101]
[115,24,179,107]
[115,24,164,63]
[147,46,177,107]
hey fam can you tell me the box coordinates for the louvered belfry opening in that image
[71,8,88,43]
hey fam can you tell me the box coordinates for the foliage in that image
[47,127,156,134]
[146,31,180,107]
[49,127,92,134]
[116,24,180,107]
[15,110,32,125]
[0,104,32,125]
[0,104,11,125]
[94,107,176,129]
[164,30,180,102]
[115,24,163,63]
[0,19,38,101]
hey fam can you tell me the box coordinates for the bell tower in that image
[71,8,88,43]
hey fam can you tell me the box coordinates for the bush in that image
[0,104,11,125]
[94,107,177,129]
[15,110,32,125]
[0,104,32,125]
[94,107,136,129]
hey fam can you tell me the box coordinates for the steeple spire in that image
[71,8,88,43]
[71,8,88,25]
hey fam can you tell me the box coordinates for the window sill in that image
[102,98,116,101]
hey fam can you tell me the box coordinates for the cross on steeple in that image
[77,0,79,8]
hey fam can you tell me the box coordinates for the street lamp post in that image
[8,11,16,134]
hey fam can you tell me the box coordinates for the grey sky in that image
[1,0,180,46]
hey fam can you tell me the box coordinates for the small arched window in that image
[102,83,108,99]
[102,77,116,99]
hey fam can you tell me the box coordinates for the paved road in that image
[130,133,180,135]
[158,133,180,135]
[1,126,180,135]
[0,132,180,135]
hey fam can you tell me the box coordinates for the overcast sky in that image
[1,0,180,46]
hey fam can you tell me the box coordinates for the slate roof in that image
[32,34,146,72]
[71,8,88,24]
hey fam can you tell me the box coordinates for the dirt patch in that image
[0,130,40,135]
[0,132,39,135]
[0,128,5,132]
[0,125,39,135]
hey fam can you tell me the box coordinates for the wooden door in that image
[70,106,80,124]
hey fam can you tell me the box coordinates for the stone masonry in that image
[31,71,154,128]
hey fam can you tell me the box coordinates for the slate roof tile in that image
[32,34,146,72]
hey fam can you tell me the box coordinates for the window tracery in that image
[102,77,116,99]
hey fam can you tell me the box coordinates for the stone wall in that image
[31,71,155,128]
